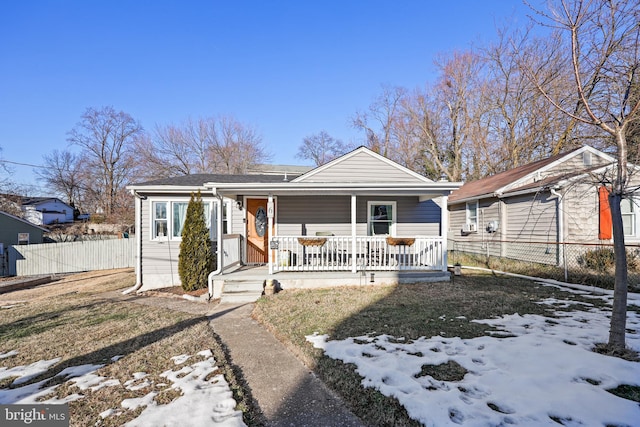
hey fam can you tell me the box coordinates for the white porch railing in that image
[272,235,444,273]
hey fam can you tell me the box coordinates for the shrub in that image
[178,191,214,291]
[577,247,615,272]
[577,247,639,272]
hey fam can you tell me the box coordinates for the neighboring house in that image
[0,211,47,275]
[127,146,463,291]
[22,197,75,225]
[447,145,634,266]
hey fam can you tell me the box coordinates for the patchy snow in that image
[0,350,246,426]
[2,280,638,426]
[0,350,18,359]
[123,354,244,426]
[307,283,640,426]
[0,357,61,385]
[171,354,191,365]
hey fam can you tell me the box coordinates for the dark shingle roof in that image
[131,173,296,187]
[22,197,67,206]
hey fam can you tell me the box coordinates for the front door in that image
[246,198,269,264]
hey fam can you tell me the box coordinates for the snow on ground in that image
[1,280,638,426]
[0,349,245,426]
[307,282,640,427]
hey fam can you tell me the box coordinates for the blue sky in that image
[0,1,537,192]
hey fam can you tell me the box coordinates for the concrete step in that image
[220,281,264,303]
[223,281,264,293]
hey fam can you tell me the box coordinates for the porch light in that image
[370,273,375,283]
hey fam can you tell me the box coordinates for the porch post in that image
[351,194,357,273]
[441,194,449,271]
[268,194,274,275]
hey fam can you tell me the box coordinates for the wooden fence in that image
[7,237,135,276]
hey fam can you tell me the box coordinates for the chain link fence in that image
[449,239,640,292]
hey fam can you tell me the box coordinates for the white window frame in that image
[466,201,479,228]
[149,197,228,241]
[621,196,637,238]
[367,201,396,236]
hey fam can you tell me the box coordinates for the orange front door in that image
[246,198,269,264]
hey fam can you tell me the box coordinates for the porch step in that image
[220,280,264,303]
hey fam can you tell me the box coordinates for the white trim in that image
[147,196,223,242]
[465,200,479,229]
[498,146,615,195]
[441,195,449,271]
[292,146,436,183]
[367,200,397,236]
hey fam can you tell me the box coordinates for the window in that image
[172,202,189,238]
[466,201,478,227]
[151,199,228,241]
[368,201,396,236]
[621,197,636,237]
[152,202,168,238]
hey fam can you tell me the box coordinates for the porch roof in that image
[128,174,462,199]
[205,180,462,199]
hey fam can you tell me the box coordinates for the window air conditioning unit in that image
[462,223,477,233]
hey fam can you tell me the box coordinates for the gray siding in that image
[563,182,602,243]
[448,198,504,257]
[276,195,441,237]
[505,193,557,241]
[504,193,558,264]
[140,194,220,289]
[299,151,428,183]
[0,214,45,247]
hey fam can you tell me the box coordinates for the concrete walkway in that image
[209,303,364,427]
[112,291,363,426]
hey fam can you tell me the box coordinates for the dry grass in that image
[0,269,258,427]
[253,270,612,426]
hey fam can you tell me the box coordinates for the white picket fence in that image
[8,238,135,276]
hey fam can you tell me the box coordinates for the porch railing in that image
[271,235,444,273]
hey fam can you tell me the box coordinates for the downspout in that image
[123,190,145,294]
[208,187,224,299]
[550,187,567,281]
[441,194,449,271]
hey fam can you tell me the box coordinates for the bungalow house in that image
[0,211,47,275]
[22,197,75,225]
[447,145,637,268]
[127,147,463,296]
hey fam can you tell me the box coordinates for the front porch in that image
[270,235,445,273]
[212,264,452,303]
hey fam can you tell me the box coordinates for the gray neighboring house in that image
[127,146,463,292]
[0,211,47,276]
[447,145,637,266]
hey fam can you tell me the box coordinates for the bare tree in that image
[36,150,84,210]
[481,26,578,173]
[209,116,270,174]
[135,116,269,179]
[400,51,488,181]
[296,131,349,166]
[521,0,640,353]
[67,106,142,218]
[352,85,407,158]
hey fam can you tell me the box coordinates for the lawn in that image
[2,269,638,426]
[253,270,640,426]
[0,269,255,427]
